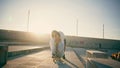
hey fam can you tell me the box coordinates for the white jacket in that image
[49,31,65,57]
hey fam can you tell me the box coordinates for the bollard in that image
[0,45,8,67]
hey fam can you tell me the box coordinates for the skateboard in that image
[53,58,65,64]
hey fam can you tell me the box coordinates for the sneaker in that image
[63,55,66,59]
[53,58,56,64]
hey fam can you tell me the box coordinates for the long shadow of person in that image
[64,59,79,68]
[57,59,79,68]
[57,61,71,68]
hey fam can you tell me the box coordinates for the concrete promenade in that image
[3,47,84,68]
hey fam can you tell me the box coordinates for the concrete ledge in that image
[8,47,49,59]
[86,58,120,68]
[86,50,108,59]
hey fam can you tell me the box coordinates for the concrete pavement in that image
[3,47,84,68]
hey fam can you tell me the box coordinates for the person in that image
[49,30,66,63]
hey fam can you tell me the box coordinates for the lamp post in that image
[27,9,30,32]
[103,24,104,39]
[76,19,78,36]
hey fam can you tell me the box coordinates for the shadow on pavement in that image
[65,59,79,68]
[57,61,71,68]
[57,59,79,68]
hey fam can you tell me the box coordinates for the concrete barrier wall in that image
[0,29,120,49]
[0,29,49,45]
[66,36,120,49]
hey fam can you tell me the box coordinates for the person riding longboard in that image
[50,30,66,63]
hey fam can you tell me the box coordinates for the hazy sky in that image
[0,0,120,40]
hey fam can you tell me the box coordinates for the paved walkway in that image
[3,47,84,68]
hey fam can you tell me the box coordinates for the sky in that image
[0,0,120,40]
